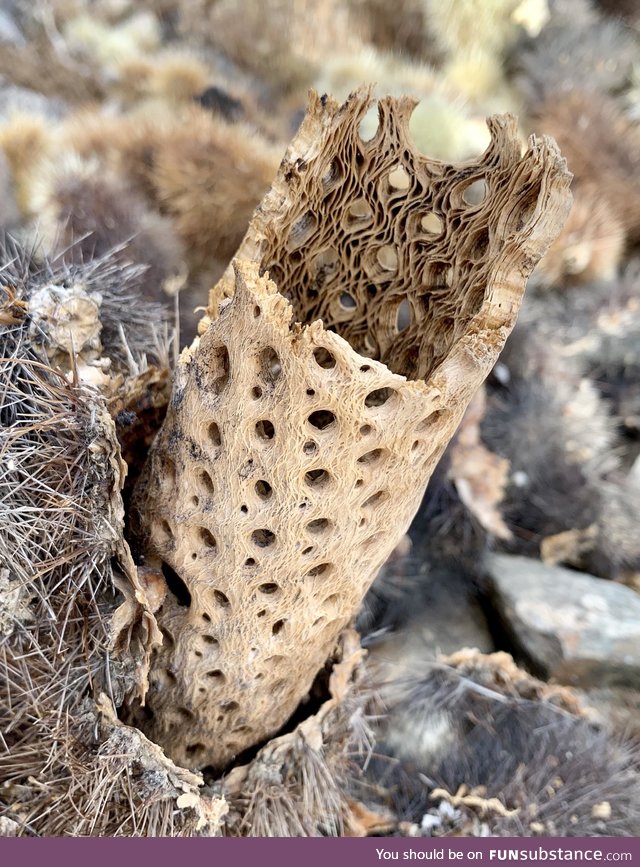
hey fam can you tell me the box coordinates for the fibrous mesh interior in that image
[211,92,550,382]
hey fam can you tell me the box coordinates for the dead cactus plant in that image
[131,89,572,773]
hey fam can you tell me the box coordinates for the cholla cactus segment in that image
[133,89,572,772]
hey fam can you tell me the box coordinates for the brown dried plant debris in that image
[530,90,640,270]
[2,697,226,837]
[132,89,571,773]
[169,0,360,97]
[60,105,284,273]
[29,156,184,303]
[369,651,640,837]
[449,387,512,541]
[534,183,625,287]
[0,244,170,835]
[8,243,176,401]
[149,107,283,270]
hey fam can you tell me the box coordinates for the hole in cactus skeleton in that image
[258,582,279,594]
[376,245,398,272]
[396,299,411,332]
[272,619,286,635]
[251,529,276,548]
[201,634,218,646]
[347,198,373,221]
[259,347,281,384]
[303,440,318,455]
[308,409,336,430]
[213,589,230,608]
[255,479,272,499]
[463,178,487,205]
[306,562,331,578]
[255,419,275,440]
[158,520,173,543]
[207,421,221,446]
[360,424,372,435]
[363,532,383,550]
[200,470,214,493]
[358,104,379,142]
[177,707,194,721]
[220,700,239,713]
[304,468,330,488]
[339,292,357,312]
[201,612,211,623]
[321,158,342,190]
[313,347,336,369]
[251,386,262,399]
[209,345,229,393]
[288,210,317,250]
[161,562,191,607]
[362,490,389,509]
[417,409,445,430]
[160,627,174,648]
[199,528,216,550]
[388,164,410,190]
[365,387,396,408]
[357,448,385,465]
[306,518,330,534]
[363,334,378,356]
[245,557,256,567]
[312,246,340,276]
[421,212,443,234]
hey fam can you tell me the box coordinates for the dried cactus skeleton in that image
[131,90,572,773]
[0,87,573,837]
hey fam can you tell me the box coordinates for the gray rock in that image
[488,553,640,688]
[0,83,67,122]
[0,8,24,47]
[367,561,495,678]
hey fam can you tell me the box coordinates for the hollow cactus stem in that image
[132,89,572,771]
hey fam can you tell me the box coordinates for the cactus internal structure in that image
[131,89,572,772]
